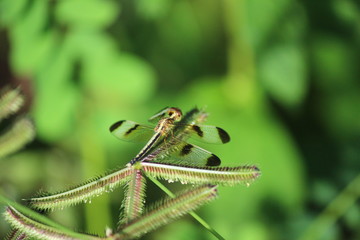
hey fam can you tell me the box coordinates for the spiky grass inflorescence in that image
[0,118,35,159]
[0,87,24,120]
[28,167,134,211]
[5,229,27,240]
[119,169,146,226]
[1,106,261,239]
[4,206,100,240]
[117,184,218,239]
[141,162,261,186]
[0,87,34,159]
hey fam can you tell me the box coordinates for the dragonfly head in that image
[167,107,182,121]
[149,107,182,123]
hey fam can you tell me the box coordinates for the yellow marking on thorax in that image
[154,107,183,136]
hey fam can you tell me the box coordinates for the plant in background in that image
[3,106,261,239]
[0,87,35,160]
[1,0,360,239]
[0,86,35,239]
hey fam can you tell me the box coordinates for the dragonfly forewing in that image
[183,125,230,144]
[109,120,154,143]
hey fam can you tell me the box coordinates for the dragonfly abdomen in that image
[130,133,161,165]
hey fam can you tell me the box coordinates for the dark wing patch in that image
[216,127,230,143]
[180,144,193,156]
[125,124,140,135]
[192,125,204,137]
[206,154,221,166]
[159,142,219,167]
[109,120,124,132]
[110,120,154,143]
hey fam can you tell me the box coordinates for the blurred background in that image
[0,0,359,239]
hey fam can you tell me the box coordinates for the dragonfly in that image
[109,107,230,167]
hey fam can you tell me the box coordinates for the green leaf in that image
[312,36,356,90]
[333,0,359,24]
[136,0,171,20]
[56,0,118,28]
[0,0,28,25]
[244,0,291,48]
[32,38,79,141]
[33,83,79,141]
[82,49,157,103]
[9,1,54,74]
[259,44,307,107]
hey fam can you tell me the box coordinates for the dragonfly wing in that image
[148,107,182,123]
[159,142,221,167]
[187,125,230,144]
[148,107,170,123]
[109,120,154,143]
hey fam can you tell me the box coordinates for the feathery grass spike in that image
[28,167,133,211]
[142,162,261,186]
[0,87,24,120]
[4,206,99,240]
[1,194,101,237]
[5,229,27,240]
[0,118,35,159]
[120,168,146,226]
[147,175,225,240]
[2,106,260,239]
[118,184,218,239]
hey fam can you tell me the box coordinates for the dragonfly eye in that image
[167,107,182,121]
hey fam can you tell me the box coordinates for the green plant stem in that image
[146,175,225,240]
[222,0,259,109]
[78,118,112,233]
[299,174,360,240]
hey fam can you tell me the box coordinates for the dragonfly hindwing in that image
[153,142,221,167]
[187,125,230,144]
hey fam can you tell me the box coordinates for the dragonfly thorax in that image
[153,107,183,136]
[154,118,175,136]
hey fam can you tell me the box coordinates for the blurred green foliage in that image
[0,0,359,239]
